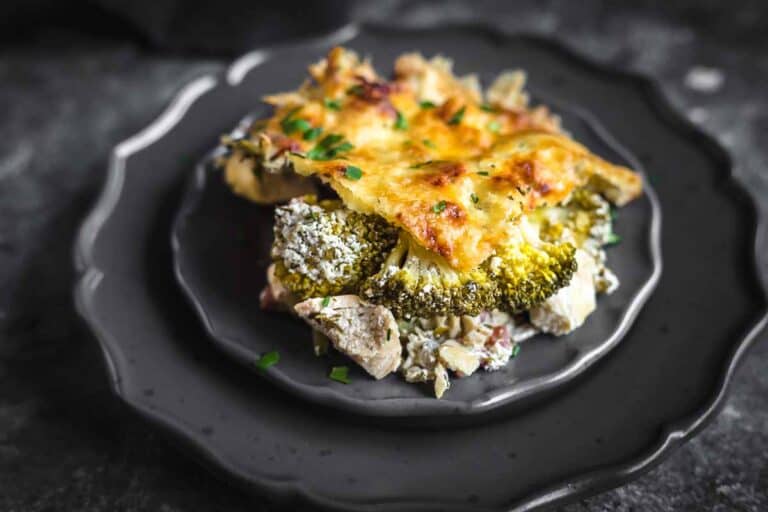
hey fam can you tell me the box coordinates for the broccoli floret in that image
[533,188,612,246]
[360,232,499,318]
[486,241,577,313]
[272,197,397,299]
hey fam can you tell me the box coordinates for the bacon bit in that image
[350,75,395,101]
[486,325,511,348]
[443,202,466,222]
[516,160,534,179]
[436,98,464,125]
[268,133,301,160]
[425,161,466,187]
[377,101,398,119]
[348,75,400,118]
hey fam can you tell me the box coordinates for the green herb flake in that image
[432,200,447,214]
[419,100,437,109]
[344,165,363,180]
[306,134,354,161]
[409,160,432,169]
[329,366,351,384]
[605,232,622,246]
[511,344,521,358]
[610,207,618,222]
[394,110,408,131]
[422,139,437,149]
[487,120,501,133]
[447,106,466,125]
[470,193,479,204]
[282,118,311,135]
[333,142,354,154]
[324,98,342,111]
[386,329,391,341]
[480,103,496,113]
[302,126,323,141]
[256,350,280,371]
[321,296,331,307]
[279,106,301,131]
[318,134,344,147]
[477,171,490,176]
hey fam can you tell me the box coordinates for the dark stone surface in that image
[1,2,766,511]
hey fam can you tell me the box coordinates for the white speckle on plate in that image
[684,66,724,93]
[687,107,709,124]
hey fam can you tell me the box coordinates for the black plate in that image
[171,98,661,418]
[74,23,767,511]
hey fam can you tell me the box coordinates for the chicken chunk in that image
[529,249,598,335]
[259,263,298,311]
[293,295,401,379]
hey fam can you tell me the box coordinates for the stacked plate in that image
[74,23,767,511]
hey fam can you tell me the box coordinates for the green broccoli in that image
[360,232,499,318]
[533,188,612,247]
[272,197,397,300]
[273,198,578,318]
[485,241,577,313]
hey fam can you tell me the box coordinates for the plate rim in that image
[73,21,768,511]
[170,99,663,418]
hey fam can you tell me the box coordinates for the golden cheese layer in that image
[244,47,642,270]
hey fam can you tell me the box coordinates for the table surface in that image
[1,2,767,511]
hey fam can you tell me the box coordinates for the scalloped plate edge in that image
[170,98,663,417]
[72,21,768,512]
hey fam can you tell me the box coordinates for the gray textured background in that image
[1,1,766,510]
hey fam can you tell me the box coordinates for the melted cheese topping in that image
[250,47,642,270]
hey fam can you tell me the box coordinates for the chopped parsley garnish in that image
[346,84,364,96]
[480,103,496,113]
[394,110,408,131]
[318,133,344,147]
[280,107,312,135]
[610,207,618,222]
[422,139,437,149]
[279,107,301,132]
[447,106,466,125]
[487,120,501,133]
[511,345,521,358]
[329,366,351,384]
[303,126,323,141]
[324,98,342,111]
[409,160,433,169]
[432,200,447,214]
[255,351,280,371]
[605,232,622,246]
[419,100,437,109]
[306,134,354,161]
[386,329,391,341]
[477,171,489,176]
[321,296,331,307]
[470,193,479,204]
[344,165,363,180]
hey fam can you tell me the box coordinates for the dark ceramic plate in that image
[74,23,767,511]
[172,98,661,418]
